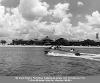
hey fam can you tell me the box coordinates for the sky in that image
[0,0,100,42]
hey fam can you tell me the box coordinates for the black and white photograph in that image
[0,0,100,82]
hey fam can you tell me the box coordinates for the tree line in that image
[0,36,100,46]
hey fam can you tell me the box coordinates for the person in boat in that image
[44,45,61,54]
[70,48,75,52]
[44,45,56,54]
[53,45,61,50]
[51,45,56,49]
[49,45,61,50]
[70,48,80,56]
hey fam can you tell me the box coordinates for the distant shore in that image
[0,45,100,48]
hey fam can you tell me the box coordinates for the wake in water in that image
[47,52,100,61]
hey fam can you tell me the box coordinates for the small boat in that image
[44,46,80,56]
[47,50,96,57]
[44,46,100,61]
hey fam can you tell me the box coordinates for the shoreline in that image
[0,45,100,48]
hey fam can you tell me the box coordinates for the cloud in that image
[18,2,73,40]
[19,0,49,21]
[0,6,26,40]
[50,3,72,19]
[0,5,53,40]
[36,3,73,39]
[75,22,96,40]
[0,0,20,8]
[0,2,83,41]
[77,1,84,6]
[19,1,72,21]
[71,11,100,40]
[86,11,100,25]
[0,1,99,41]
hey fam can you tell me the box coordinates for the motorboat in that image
[44,46,100,61]
[44,46,80,56]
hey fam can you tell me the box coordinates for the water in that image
[0,47,48,76]
[47,51,100,61]
[0,46,100,76]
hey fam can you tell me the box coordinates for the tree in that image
[41,36,54,45]
[0,40,7,45]
[82,39,95,46]
[55,38,69,46]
